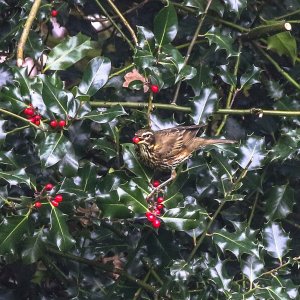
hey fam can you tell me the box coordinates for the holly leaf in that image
[45,33,93,71]
[267,32,297,64]
[39,132,74,168]
[263,222,290,262]
[0,216,29,255]
[78,56,111,96]
[265,185,295,221]
[241,256,264,285]
[82,105,127,123]
[162,204,207,231]
[122,143,152,182]
[0,168,30,186]
[154,3,178,48]
[190,88,218,124]
[49,207,75,251]
[205,26,238,57]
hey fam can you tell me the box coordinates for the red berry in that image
[150,85,159,93]
[28,117,36,123]
[132,136,140,144]
[157,203,164,210]
[152,180,160,188]
[157,196,164,203]
[24,107,35,116]
[51,10,58,17]
[51,200,59,207]
[34,201,42,208]
[50,120,58,128]
[58,120,66,127]
[45,183,54,191]
[152,219,161,228]
[34,120,40,125]
[154,208,161,215]
[34,115,41,121]
[54,194,63,202]
[145,212,155,222]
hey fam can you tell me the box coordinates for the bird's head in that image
[132,129,155,146]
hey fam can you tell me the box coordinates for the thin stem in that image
[217,108,300,116]
[16,0,42,66]
[46,246,167,298]
[89,101,300,117]
[0,108,41,130]
[93,0,135,51]
[109,63,134,79]
[254,42,300,90]
[187,200,226,263]
[89,101,191,112]
[106,0,138,45]
[247,191,259,227]
[241,22,291,41]
[171,0,213,104]
[147,93,153,127]
[216,43,242,135]
[133,270,151,300]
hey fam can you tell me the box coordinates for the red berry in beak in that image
[132,136,140,144]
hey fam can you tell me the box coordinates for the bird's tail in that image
[195,138,236,147]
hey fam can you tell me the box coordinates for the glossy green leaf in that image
[224,0,247,16]
[13,67,33,98]
[136,26,155,53]
[134,49,156,69]
[162,205,206,231]
[239,66,261,90]
[0,120,7,146]
[40,74,71,116]
[182,0,204,13]
[82,105,127,123]
[190,88,218,124]
[0,215,29,254]
[218,65,237,87]
[0,168,30,186]
[59,162,98,199]
[39,132,74,168]
[154,3,178,48]
[21,230,44,264]
[263,222,290,261]
[205,26,238,57]
[206,258,232,292]
[78,57,111,96]
[271,129,300,161]
[122,143,152,181]
[265,185,295,221]
[49,207,75,251]
[236,137,266,170]
[267,32,297,64]
[117,178,149,214]
[241,256,264,285]
[45,33,93,71]
[59,146,79,177]
[0,84,25,112]
[213,225,259,258]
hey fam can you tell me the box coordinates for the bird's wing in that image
[154,125,204,159]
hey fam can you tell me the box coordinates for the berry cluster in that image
[23,104,66,129]
[49,119,66,129]
[23,105,42,126]
[145,180,165,229]
[33,183,64,208]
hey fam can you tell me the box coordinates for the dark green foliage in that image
[0,0,300,299]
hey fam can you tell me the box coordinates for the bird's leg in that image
[146,169,177,200]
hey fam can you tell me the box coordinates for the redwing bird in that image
[133,125,236,199]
